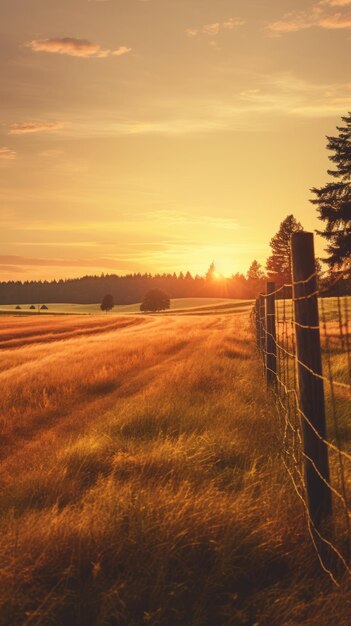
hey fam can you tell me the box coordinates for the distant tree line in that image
[0,270,266,305]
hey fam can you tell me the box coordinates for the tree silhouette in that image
[140,289,170,312]
[206,262,216,282]
[100,294,114,313]
[247,260,265,281]
[311,112,351,268]
[0,264,285,305]
[29,305,36,310]
[40,305,48,311]
[266,215,303,284]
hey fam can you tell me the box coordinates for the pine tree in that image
[266,215,303,284]
[311,112,351,268]
[247,260,265,281]
[206,262,216,281]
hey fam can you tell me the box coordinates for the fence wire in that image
[254,269,351,586]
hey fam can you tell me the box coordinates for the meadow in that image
[0,298,252,317]
[1,299,351,626]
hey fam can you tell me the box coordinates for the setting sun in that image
[213,270,225,281]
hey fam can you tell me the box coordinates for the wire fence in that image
[253,232,351,586]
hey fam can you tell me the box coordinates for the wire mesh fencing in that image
[254,231,351,585]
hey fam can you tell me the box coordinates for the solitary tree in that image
[15,305,21,310]
[29,305,36,310]
[247,260,265,281]
[40,305,48,311]
[100,294,114,313]
[140,289,170,312]
[206,262,216,281]
[266,214,303,283]
[311,112,351,268]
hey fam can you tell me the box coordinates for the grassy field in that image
[0,303,350,625]
[0,298,253,317]
[273,296,351,446]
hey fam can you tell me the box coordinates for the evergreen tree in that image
[311,112,351,268]
[205,262,216,281]
[266,215,303,283]
[247,260,265,281]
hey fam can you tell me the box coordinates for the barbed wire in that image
[254,264,351,585]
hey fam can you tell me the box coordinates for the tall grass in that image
[0,312,350,625]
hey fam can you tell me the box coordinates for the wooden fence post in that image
[291,231,332,528]
[266,282,277,386]
[259,294,265,359]
[255,298,260,349]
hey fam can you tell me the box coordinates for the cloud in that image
[186,17,245,40]
[0,255,138,270]
[222,18,246,30]
[9,121,64,135]
[31,74,349,141]
[268,1,351,33]
[38,149,65,158]
[0,147,16,160]
[26,38,131,58]
[0,265,28,274]
[323,0,351,5]
[319,12,351,27]
[185,28,199,38]
[202,23,221,36]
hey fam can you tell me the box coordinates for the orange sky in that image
[0,0,350,280]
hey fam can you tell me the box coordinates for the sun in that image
[213,270,224,281]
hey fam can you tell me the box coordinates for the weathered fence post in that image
[255,298,260,349]
[259,294,265,359]
[291,231,332,528]
[266,282,277,386]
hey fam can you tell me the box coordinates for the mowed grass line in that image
[0,314,350,626]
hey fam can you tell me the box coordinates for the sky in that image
[0,0,350,280]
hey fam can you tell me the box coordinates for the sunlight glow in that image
[213,271,225,281]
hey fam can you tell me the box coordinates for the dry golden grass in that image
[0,311,350,626]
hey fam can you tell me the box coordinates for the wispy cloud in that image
[0,265,27,274]
[186,17,245,40]
[38,149,65,158]
[143,209,239,232]
[9,121,64,135]
[268,0,351,33]
[0,255,138,270]
[52,75,351,138]
[0,147,16,160]
[26,38,131,58]
[323,0,351,5]
[235,74,351,117]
